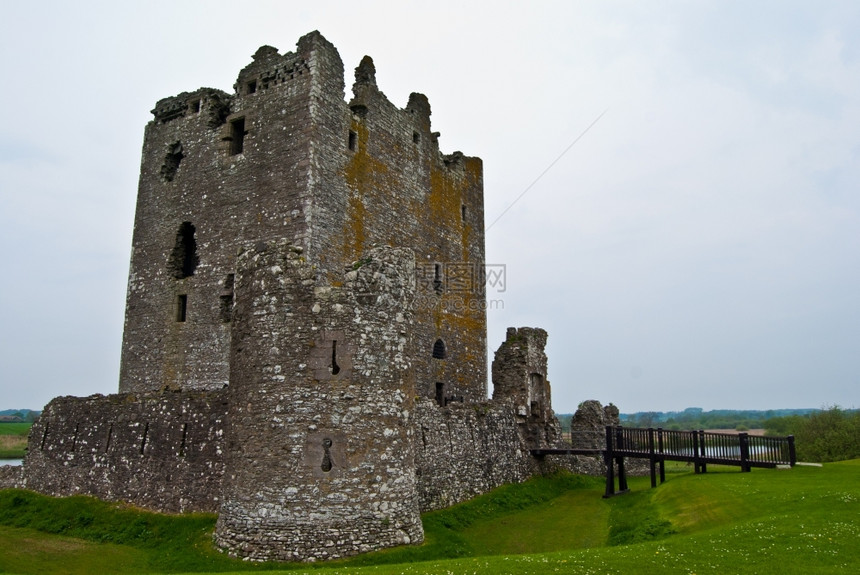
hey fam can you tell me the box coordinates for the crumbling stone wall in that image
[214,243,423,562]
[492,327,562,448]
[0,465,23,490]
[414,327,570,512]
[413,398,533,511]
[571,400,620,449]
[22,391,227,513]
[557,399,622,475]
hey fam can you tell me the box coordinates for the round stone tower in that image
[214,242,423,561]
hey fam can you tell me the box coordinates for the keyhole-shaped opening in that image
[321,438,333,472]
[331,340,341,375]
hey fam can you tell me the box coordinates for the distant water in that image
[0,459,22,466]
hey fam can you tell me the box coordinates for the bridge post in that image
[699,430,707,473]
[788,435,796,467]
[739,432,751,472]
[657,428,665,484]
[604,426,615,497]
[693,430,702,474]
[616,427,628,492]
[648,428,657,488]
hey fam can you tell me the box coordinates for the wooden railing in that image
[602,426,796,496]
[532,426,796,497]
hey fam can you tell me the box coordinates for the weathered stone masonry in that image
[215,243,423,561]
[11,31,612,562]
[22,391,227,513]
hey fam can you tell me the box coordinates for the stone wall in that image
[214,243,423,562]
[0,465,23,490]
[414,327,572,512]
[22,391,227,513]
[413,398,534,511]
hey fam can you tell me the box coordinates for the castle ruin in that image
[4,31,613,562]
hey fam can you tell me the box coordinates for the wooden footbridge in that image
[532,426,797,497]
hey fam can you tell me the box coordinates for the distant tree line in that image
[764,406,860,462]
[616,407,821,432]
[0,409,40,423]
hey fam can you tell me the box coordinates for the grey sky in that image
[1,1,858,413]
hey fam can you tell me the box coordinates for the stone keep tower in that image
[120,31,487,403]
[11,30,580,564]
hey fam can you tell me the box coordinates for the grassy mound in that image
[1,461,858,574]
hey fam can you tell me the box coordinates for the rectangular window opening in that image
[247,80,257,94]
[413,131,420,144]
[230,118,246,155]
[189,99,201,113]
[435,382,445,407]
[348,130,357,151]
[219,294,233,323]
[176,294,188,322]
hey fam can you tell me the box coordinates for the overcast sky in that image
[1,1,858,414]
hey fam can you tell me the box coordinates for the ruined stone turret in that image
[491,327,561,448]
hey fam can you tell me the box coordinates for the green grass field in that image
[1,461,858,574]
[0,423,30,458]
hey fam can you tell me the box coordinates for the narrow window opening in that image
[104,423,113,453]
[413,131,420,144]
[71,424,79,452]
[246,80,257,94]
[435,382,445,407]
[219,295,233,323]
[330,340,341,375]
[179,423,188,457]
[220,272,234,323]
[40,423,49,450]
[229,117,246,155]
[433,263,443,294]
[169,222,199,278]
[348,130,357,151]
[140,422,149,455]
[176,295,188,322]
[461,204,467,221]
[321,438,333,472]
[432,338,447,359]
[189,99,201,113]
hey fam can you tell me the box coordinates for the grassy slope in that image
[1,462,858,574]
